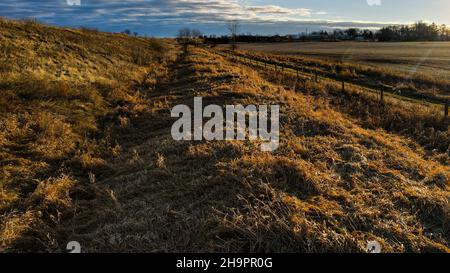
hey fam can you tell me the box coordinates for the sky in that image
[0,0,449,37]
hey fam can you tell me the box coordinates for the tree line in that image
[377,21,450,41]
[176,21,450,45]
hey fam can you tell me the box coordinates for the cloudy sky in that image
[1,0,449,36]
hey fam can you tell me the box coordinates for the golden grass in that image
[219,51,450,164]
[53,46,449,253]
[1,19,448,253]
[224,48,450,102]
[0,18,172,251]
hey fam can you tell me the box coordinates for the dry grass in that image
[223,47,450,102]
[1,19,448,253]
[55,46,449,253]
[0,19,172,251]
[220,51,450,164]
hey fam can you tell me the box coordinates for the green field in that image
[231,41,450,78]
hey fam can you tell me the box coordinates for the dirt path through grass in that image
[54,47,239,252]
[55,46,449,253]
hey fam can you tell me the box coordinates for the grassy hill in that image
[0,19,448,252]
[0,18,172,251]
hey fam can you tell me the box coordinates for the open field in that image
[231,42,450,78]
[220,42,450,104]
[1,19,449,253]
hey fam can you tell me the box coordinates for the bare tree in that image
[191,29,203,38]
[227,20,240,50]
[177,28,191,43]
[178,27,204,52]
[177,28,191,53]
[191,29,203,46]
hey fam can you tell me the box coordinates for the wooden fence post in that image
[315,71,318,82]
[342,80,345,92]
[380,89,384,104]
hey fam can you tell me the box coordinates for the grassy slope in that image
[225,45,450,102]
[0,20,448,252]
[64,47,448,253]
[216,49,450,164]
[0,19,172,251]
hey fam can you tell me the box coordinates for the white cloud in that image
[0,0,317,23]
[245,5,311,17]
[0,0,393,36]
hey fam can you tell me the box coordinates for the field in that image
[218,42,450,105]
[0,19,449,253]
[232,41,450,79]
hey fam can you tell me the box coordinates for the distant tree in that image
[178,28,191,41]
[333,29,344,40]
[202,21,450,44]
[177,28,205,47]
[226,20,240,50]
[440,24,450,40]
[191,29,203,38]
[377,26,396,41]
[345,28,359,39]
[177,27,205,50]
[377,21,448,41]
[177,27,192,52]
[428,22,440,40]
[190,29,204,46]
[122,29,131,35]
[362,30,374,40]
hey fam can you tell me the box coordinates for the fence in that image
[214,50,450,119]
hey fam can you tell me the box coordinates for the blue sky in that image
[1,0,449,36]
